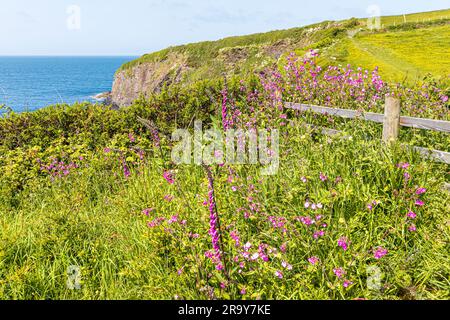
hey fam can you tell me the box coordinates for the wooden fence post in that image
[382,96,401,143]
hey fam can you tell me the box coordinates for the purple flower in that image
[319,172,328,182]
[343,280,353,288]
[240,288,246,295]
[282,261,293,270]
[408,224,417,232]
[415,200,424,207]
[275,270,283,279]
[163,171,175,184]
[142,208,154,216]
[308,256,320,265]
[415,188,426,195]
[333,267,346,279]
[337,237,349,251]
[407,211,417,219]
[373,247,388,259]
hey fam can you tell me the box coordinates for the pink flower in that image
[231,186,238,192]
[250,253,260,261]
[313,230,325,239]
[408,224,417,232]
[415,200,424,207]
[407,211,417,219]
[163,171,175,184]
[304,201,311,209]
[333,267,346,279]
[282,261,293,270]
[308,256,320,265]
[343,280,353,288]
[301,176,307,183]
[415,188,426,195]
[142,208,154,216]
[319,172,328,182]
[275,270,283,279]
[373,247,388,259]
[337,237,349,251]
[240,288,246,295]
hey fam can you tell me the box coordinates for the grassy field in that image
[326,25,450,83]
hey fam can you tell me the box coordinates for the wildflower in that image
[397,162,410,169]
[415,200,424,207]
[177,268,183,276]
[240,288,247,295]
[333,267,346,279]
[244,242,252,251]
[164,194,174,202]
[415,188,426,195]
[275,270,283,279]
[313,230,325,239]
[337,237,349,251]
[319,172,328,182]
[407,211,417,219]
[103,147,111,153]
[230,230,240,247]
[404,172,411,181]
[308,256,320,265]
[408,224,417,232]
[168,215,178,224]
[298,216,314,226]
[250,253,260,261]
[142,208,154,216]
[163,170,175,184]
[304,201,311,209]
[301,176,307,183]
[373,247,388,259]
[231,186,238,192]
[280,243,287,253]
[316,203,323,209]
[282,261,293,270]
[343,280,353,288]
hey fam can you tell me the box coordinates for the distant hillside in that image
[111,9,450,106]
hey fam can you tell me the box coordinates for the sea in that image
[0,56,137,113]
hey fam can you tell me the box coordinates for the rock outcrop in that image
[111,53,189,107]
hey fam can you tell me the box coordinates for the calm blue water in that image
[0,56,137,112]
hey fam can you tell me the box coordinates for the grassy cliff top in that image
[117,9,450,84]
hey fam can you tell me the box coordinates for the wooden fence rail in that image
[285,96,450,165]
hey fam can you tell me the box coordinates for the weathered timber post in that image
[382,96,401,143]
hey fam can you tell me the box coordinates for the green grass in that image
[327,25,450,83]
[379,9,450,26]
[0,116,449,299]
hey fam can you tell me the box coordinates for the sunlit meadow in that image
[0,53,448,300]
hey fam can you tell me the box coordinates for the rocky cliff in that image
[111,52,189,106]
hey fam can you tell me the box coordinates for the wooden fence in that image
[285,97,450,164]
[285,97,450,191]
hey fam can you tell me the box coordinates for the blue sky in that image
[0,0,448,56]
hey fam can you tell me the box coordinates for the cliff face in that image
[111,53,189,106]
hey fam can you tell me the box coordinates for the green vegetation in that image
[117,9,450,86]
[1,52,449,299]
